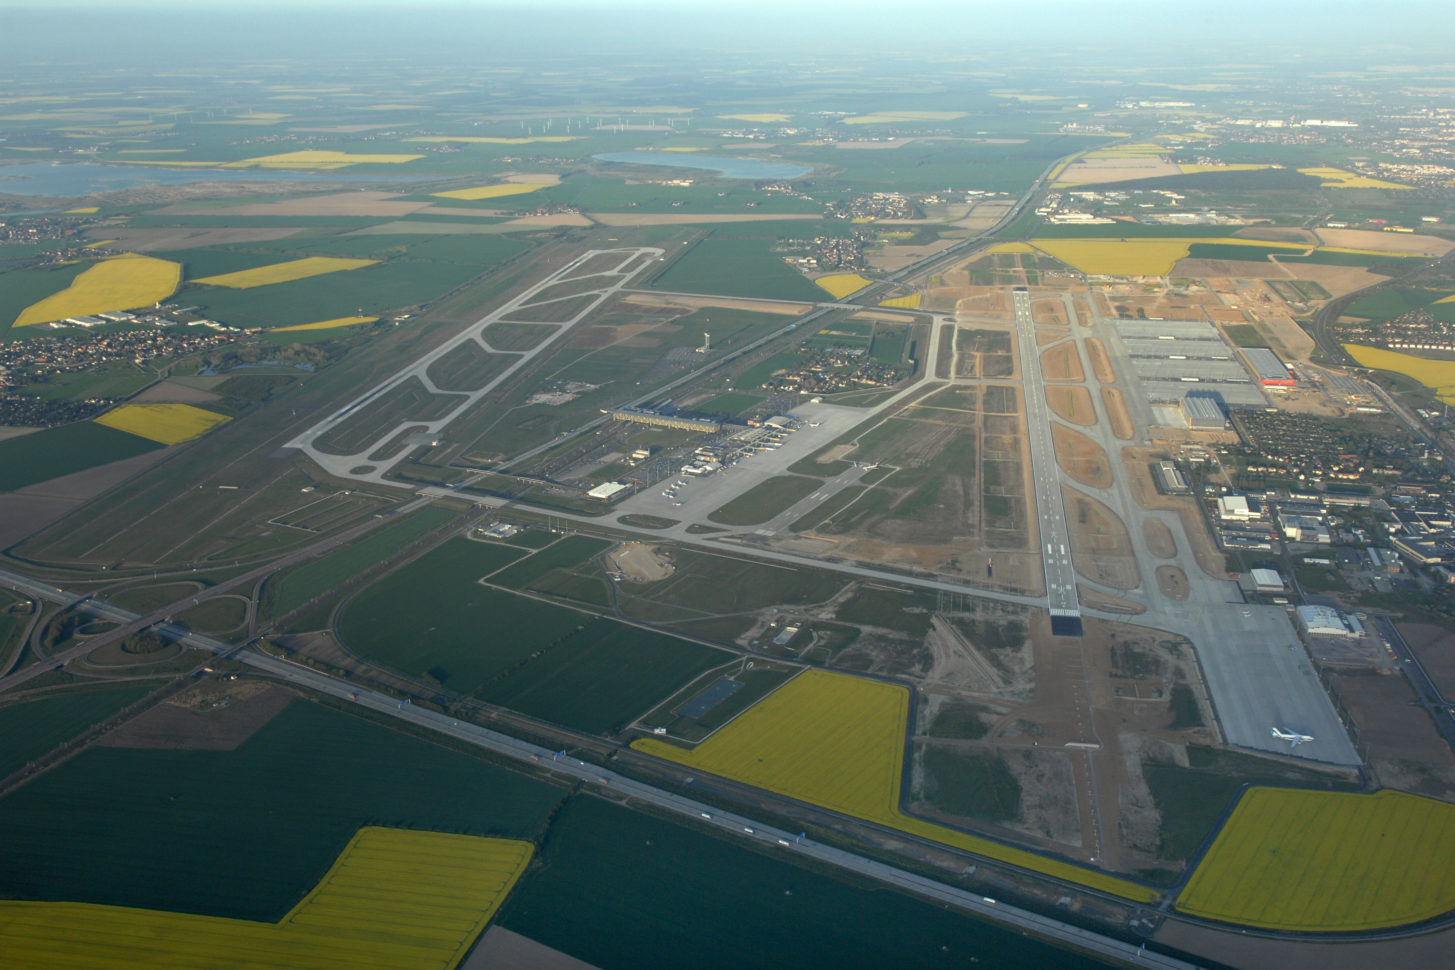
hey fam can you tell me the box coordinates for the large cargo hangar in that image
[1240,347,1296,386]
[1105,318,1271,407]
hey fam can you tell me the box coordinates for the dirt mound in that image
[100,683,291,751]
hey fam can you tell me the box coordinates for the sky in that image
[2,2,1451,66]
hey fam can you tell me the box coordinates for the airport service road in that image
[285,247,664,485]
[1048,294,1360,765]
[1013,290,1080,621]
[0,565,1198,968]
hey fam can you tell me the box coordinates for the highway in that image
[1012,289,1082,630]
[0,563,1202,968]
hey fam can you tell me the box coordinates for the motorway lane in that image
[0,564,1202,967]
[1013,289,1080,620]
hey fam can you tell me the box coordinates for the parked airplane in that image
[1271,727,1315,747]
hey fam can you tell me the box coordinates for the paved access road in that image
[0,564,1202,968]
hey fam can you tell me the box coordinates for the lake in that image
[592,151,811,180]
[0,162,416,199]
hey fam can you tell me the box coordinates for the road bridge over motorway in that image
[0,564,1205,970]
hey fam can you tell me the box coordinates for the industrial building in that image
[1251,568,1284,592]
[1240,348,1296,387]
[605,407,721,433]
[1296,605,1363,638]
[1182,392,1228,430]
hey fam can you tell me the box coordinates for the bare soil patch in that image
[128,380,221,405]
[1035,329,1068,347]
[100,682,292,751]
[1032,301,1067,326]
[1064,486,1139,589]
[1101,387,1134,440]
[1045,385,1096,426]
[1085,338,1114,384]
[0,427,38,442]
[1328,669,1455,801]
[1316,228,1454,256]
[504,213,596,229]
[1040,341,1084,382]
[463,928,601,970]
[1400,622,1455,699]
[90,226,305,251]
[1076,586,1147,614]
[1051,424,1112,488]
[1142,518,1176,558]
[619,292,809,316]
[1257,311,1317,361]
[1058,157,1180,184]
[953,289,1011,317]
[867,237,958,273]
[1155,565,1189,600]
[605,541,675,582]
[1172,257,1282,280]
[591,212,820,226]
[1231,227,1318,244]
[164,190,424,217]
[1203,305,1248,325]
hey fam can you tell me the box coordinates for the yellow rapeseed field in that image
[719,113,790,123]
[14,253,181,327]
[63,206,100,213]
[1177,789,1455,930]
[0,828,532,970]
[405,136,581,145]
[843,111,966,125]
[632,669,1157,902]
[879,294,922,309]
[193,256,376,289]
[1343,343,1455,404]
[431,183,551,201]
[815,273,873,299]
[986,242,1037,254]
[1176,163,1271,174]
[223,150,423,170]
[1298,166,1413,190]
[1031,239,1193,276]
[95,403,230,445]
[271,316,377,333]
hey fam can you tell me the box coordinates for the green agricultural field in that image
[424,340,518,393]
[836,584,936,637]
[707,475,822,526]
[481,620,726,734]
[697,391,766,416]
[0,262,90,334]
[1144,745,1350,862]
[652,236,823,302]
[0,699,563,921]
[499,797,1112,970]
[0,421,161,492]
[917,748,1020,822]
[617,547,846,619]
[1345,287,1454,323]
[263,505,459,620]
[184,260,486,328]
[312,376,458,456]
[735,352,801,390]
[0,591,30,668]
[339,537,724,730]
[0,685,159,779]
[488,534,612,591]
[1222,324,1268,348]
[19,361,158,401]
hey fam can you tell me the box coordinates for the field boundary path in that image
[0,563,1204,969]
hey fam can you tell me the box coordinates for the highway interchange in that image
[0,563,1202,969]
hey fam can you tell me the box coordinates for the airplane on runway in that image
[1271,727,1315,747]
